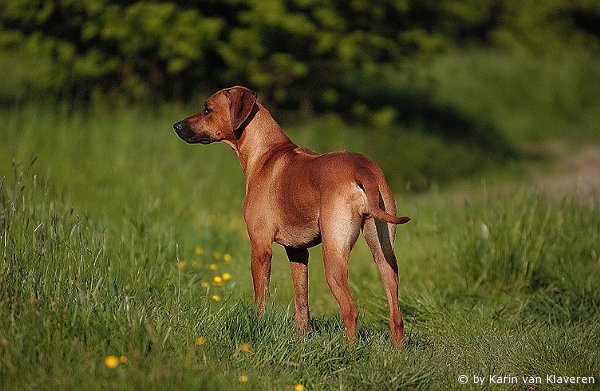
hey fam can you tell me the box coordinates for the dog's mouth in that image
[173,120,214,144]
[180,134,214,145]
[197,137,213,144]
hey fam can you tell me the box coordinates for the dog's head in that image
[173,86,258,144]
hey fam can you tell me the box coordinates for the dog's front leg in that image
[250,242,272,315]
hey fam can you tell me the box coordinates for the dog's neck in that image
[225,103,295,180]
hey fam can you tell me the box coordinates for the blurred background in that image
[1,0,599,194]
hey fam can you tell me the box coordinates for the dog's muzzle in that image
[173,120,212,144]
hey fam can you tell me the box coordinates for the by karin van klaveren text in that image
[457,374,596,386]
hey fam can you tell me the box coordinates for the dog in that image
[173,86,410,346]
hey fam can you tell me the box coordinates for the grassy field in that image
[1,97,599,390]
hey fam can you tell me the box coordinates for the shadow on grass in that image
[308,316,433,351]
[337,71,517,159]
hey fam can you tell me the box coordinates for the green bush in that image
[1,0,599,108]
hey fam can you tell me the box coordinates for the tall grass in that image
[1,98,599,389]
[0,163,430,389]
[458,192,600,295]
[2,162,598,390]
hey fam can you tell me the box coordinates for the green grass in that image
[1,100,599,390]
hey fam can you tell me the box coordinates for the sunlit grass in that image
[1,158,599,389]
[0,99,599,389]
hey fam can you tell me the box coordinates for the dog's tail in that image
[355,169,411,225]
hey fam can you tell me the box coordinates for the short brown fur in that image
[173,86,410,347]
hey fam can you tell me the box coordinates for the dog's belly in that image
[272,174,322,248]
[274,221,321,249]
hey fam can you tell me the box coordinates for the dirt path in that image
[526,142,600,203]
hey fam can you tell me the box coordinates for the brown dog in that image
[173,86,410,346]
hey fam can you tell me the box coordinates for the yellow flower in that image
[213,276,223,285]
[195,337,206,346]
[239,375,249,383]
[119,355,128,364]
[211,295,221,302]
[239,342,252,353]
[200,281,209,288]
[209,263,218,271]
[194,246,205,255]
[104,355,119,369]
[294,384,305,391]
[222,272,232,281]
[223,253,233,262]
[212,251,222,260]
[177,260,185,269]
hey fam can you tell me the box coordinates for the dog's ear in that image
[225,86,257,131]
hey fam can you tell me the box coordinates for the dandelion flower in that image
[209,263,218,271]
[200,281,209,288]
[294,384,305,391]
[194,246,205,255]
[212,251,222,260]
[239,375,249,383]
[177,260,185,269]
[195,337,207,346]
[119,355,127,364]
[222,272,232,281]
[213,276,223,285]
[211,295,221,302]
[223,253,233,262]
[104,355,119,369]
[239,342,252,353]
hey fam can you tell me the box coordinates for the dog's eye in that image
[202,105,212,116]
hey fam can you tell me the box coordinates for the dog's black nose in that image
[173,120,186,132]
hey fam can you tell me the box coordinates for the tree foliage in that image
[1,0,599,110]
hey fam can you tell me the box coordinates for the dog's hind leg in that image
[362,191,405,347]
[320,202,362,342]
